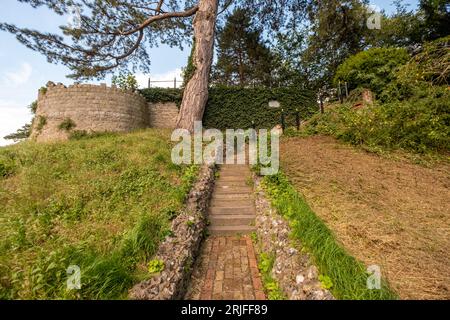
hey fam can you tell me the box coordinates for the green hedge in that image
[140,88,183,106]
[140,87,317,129]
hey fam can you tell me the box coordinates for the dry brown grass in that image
[280,135,450,299]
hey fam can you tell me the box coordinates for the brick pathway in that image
[186,236,265,300]
[186,161,266,300]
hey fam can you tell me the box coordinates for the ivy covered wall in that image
[140,86,317,129]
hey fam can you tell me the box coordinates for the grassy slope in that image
[261,173,398,300]
[0,129,197,299]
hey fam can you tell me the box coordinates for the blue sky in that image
[0,0,419,146]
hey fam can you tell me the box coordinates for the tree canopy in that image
[212,8,274,87]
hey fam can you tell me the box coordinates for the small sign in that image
[268,100,280,108]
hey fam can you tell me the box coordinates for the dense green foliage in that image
[112,73,138,91]
[0,129,198,299]
[212,8,274,87]
[139,87,317,129]
[306,86,450,154]
[140,88,183,107]
[334,48,410,96]
[261,173,398,300]
[304,36,450,155]
[58,118,77,131]
[203,87,316,129]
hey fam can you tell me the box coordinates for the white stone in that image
[296,274,305,284]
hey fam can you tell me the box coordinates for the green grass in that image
[0,129,198,299]
[261,173,398,300]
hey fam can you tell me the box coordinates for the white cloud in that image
[0,100,33,147]
[3,63,33,86]
[135,68,183,89]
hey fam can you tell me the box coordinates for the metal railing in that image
[147,77,183,89]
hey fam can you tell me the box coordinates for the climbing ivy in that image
[140,88,183,107]
[140,86,317,129]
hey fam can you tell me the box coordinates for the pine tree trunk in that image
[176,0,218,132]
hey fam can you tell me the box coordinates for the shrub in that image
[36,116,47,131]
[147,259,165,274]
[306,85,450,154]
[334,48,410,97]
[0,161,15,178]
[112,73,138,91]
[380,37,450,103]
[58,118,76,131]
[140,88,183,107]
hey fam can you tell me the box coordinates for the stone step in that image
[215,180,250,187]
[211,193,253,201]
[218,176,252,182]
[220,164,250,169]
[209,214,255,226]
[219,170,252,176]
[213,186,253,194]
[210,199,254,208]
[209,206,255,215]
[209,225,256,236]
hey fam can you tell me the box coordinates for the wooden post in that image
[319,96,324,114]
[296,108,301,131]
[174,77,177,89]
[148,77,151,88]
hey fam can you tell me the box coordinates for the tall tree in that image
[419,0,450,41]
[302,0,371,89]
[212,8,274,87]
[1,0,309,132]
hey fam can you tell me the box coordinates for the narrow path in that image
[186,163,266,300]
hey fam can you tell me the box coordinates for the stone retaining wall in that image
[129,164,217,300]
[148,102,179,129]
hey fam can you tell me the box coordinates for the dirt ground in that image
[280,135,450,300]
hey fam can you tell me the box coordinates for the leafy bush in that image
[58,118,76,131]
[306,85,450,153]
[334,48,410,97]
[398,36,449,86]
[147,259,165,274]
[0,161,14,178]
[36,116,47,131]
[112,73,138,91]
[140,88,183,107]
[380,37,450,103]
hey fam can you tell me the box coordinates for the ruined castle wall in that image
[31,83,149,142]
